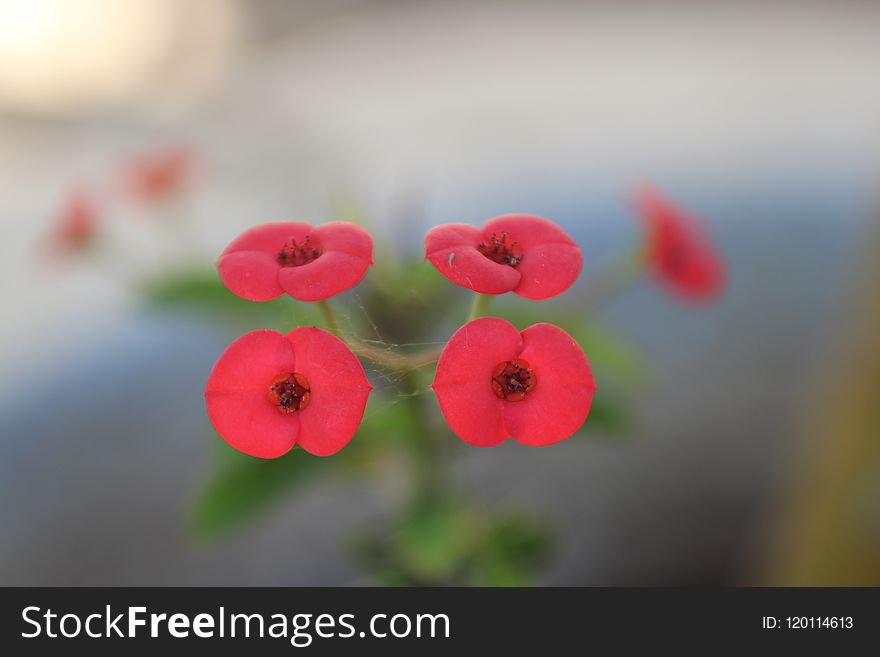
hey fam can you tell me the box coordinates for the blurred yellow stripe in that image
[763,218,880,585]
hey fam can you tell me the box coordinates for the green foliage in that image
[330,395,420,476]
[138,267,322,330]
[190,441,323,539]
[358,395,420,441]
[581,397,632,436]
[141,267,264,314]
[571,323,646,388]
[345,257,460,347]
[353,498,554,586]
[396,495,479,581]
[191,395,417,539]
[471,513,555,586]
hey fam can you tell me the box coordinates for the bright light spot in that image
[0,0,176,113]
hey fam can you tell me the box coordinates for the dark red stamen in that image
[478,231,523,267]
[491,358,536,402]
[278,235,321,267]
[268,372,311,413]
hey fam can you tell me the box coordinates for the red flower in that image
[432,317,595,447]
[634,186,725,301]
[204,328,372,458]
[48,189,99,253]
[217,221,374,302]
[124,145,193,202]
[424,214,582,300]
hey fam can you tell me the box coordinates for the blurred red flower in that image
[205,328,372,458]
[124,146,194,202]
[424,214,582,300]
[218,221,374,302]
[635,186,725,301]
[48,190,99,253]
[432,317,595,447]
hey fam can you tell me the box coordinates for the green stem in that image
[467,292,494,321]
[403,370,442,497]
[316,300,441,498]
[314,298,439,373]
[316,299,341,335]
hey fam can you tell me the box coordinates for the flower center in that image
[491,358,536,402]
[267,372,311,413]
[277,235,322,267]
[478,231,523,267]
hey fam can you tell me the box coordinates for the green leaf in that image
[573,323,647,388]
[472,513,554,586]
[139,267,325,331]
[324,396,418,476]
[190,442,323,539]
[344,258,460,346]
[373,257,447,298]
[358,395,419,440]
[140,267,234,307]
[581,396,633,435]
[139,267,275,315]
[349,495,480,585]
[397,495,477,581]
[349,535,418,587]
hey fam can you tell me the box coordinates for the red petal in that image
[483,214,582,300]
[204,331,299,458]
[278,251,371,301]
[635,186,725,301]
[218,221,373,301]
[428,248,520,295]
[52,190,99,251]
[502,323,595,446]
[221,222,312,257]
[218,222,311,300]
[206,391,300,459]
[433,382,508,447]
[513,242,582,300]
[217,251,284,301]
[432,317,522,446]
[126,146,193,201]
[425,224,520,294]
[312,221,374,261]
[655,240,724,300]
[425,223,484,253]
[285,327,372,456]
[483,214,578,249]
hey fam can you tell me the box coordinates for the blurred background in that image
[1,0,879,585]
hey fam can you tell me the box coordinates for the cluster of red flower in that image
[46,146,194,254]
[206,188,724,459]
